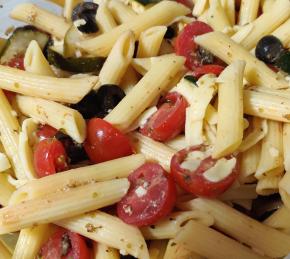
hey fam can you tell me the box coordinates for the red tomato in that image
[192,64,225,78]
[174,21,213,70]
[40,227,91,259]
[117,163,177,226]
[170,146,238,198]
[84,118,133,163]
[6,55,25,70]
[37,125,58,139]
[3,90,15,104]
[140,92,188,142]
[34,138,69,178]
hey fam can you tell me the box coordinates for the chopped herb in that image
[184,75,198,85]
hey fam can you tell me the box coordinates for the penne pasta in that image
[261,0,276,13]
[264,206,290,234]
[219,184,258,200]
[99,31,135,85]
[56,211,149,259]
[213,60,245,159]
[24,40,55,77]
[192,0,208,17]
[272,18,290,49]
[0,240,12,259]
[0,173,15,207]
[130,132,175,171]
[47,0,65,6]
[107,0,137,24]
[16,95,86,143]
[0,89,26,180]
[220,0,235,25]
[9,154,145,204]
[174,220,266,259]
[238,0,260,26]
[207,0,231,31]
[0,65,98,104]
[105,55,185,131]
[283,122,290,171]
[141,211,214,240]
[119,65,140,94]
[179,198,290,258]
[10,3,70,39]
[148,240,167,259]
[238,118,267,152]
[255,120,283,179]
[256,174,282,195]
[93,242,120,259]
[165,135,187,151]
[96,2,117,33]
[63,0,82,22]
[194,31,289,89]
[0,178,129,234]
[77,1,190,56]
[279,172,290,210]
[137,26,167,58]
[12,224,56,259]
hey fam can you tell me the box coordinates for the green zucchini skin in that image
[276,51,290,74]
[0,26,50,64]
[47,48,105,73]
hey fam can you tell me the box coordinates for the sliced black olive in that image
[72,2,99,34]
[196,46,214,65]
[71,85,125,119]
[255,35,284,64]
[276,51,290,74]
[96,84,126,117]
[55,132,88,164]
[71,90,99,119]
[164,26,176,39]
[184,75,197,85]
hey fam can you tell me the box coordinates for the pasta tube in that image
[107,0,137,24]
[0,65,98,104]
[96,2,117,33]
[56,211,149,259]
[77,1,190,56]
[179,198,290,258]
[207,0,231,31]
[24,40,55,77]
[148,240,167,259]
[192,0,208,17]
[105,55,185,131]
[174,221,266,259]
[93,243,120,259]
[130,133,175,171]
[234,0,290,49]
[220,0,235,25]
[141,211,214,240]
[194,31,289,89]
[213,60,245,159]
[16,95,86,143]
[63,0,82,22]
[10,3,70,39]
[272,18,290,48]
[264,206,290,234]
[0,241,12,259]
[0,173,15,207]
[99,31,135,85]
[9,154,145,204]
[0,179,129,234]
[238,0,260,26]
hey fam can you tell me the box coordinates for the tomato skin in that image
[3,90,15,104]
[117,163,177,227]
[6,55,25,70]
[37,125,58,139]
[174,21,213,70]
[40,227,91,259]
[170,146,238,198]
[192,64,225,78]
[140,92,188,142]
[34,138,69,178]
[84,118,133,163]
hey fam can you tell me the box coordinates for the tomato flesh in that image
[37,125,58,139]
[34,138,69,178]
[170,146,238,198]
[117,162,177,226]
[6,55,25,70]
[174,21,213,70]
[84,118,133,163]
[40,227,91,259]
[192,64,225,78]
[140,92,188,142]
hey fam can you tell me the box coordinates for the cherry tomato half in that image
[170,146,238,198]
[192,64,225,78]
[6,55,25,70]
[34,138,69,178]
[39,227,91,259]
[140,92,188,142]
[36,125,58,139]
[84,118,133,163]
[174,21,213,70]
[117,162,177,227]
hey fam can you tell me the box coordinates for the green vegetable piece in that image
[276,51,290,74]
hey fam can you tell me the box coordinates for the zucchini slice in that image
[47,48,105,73]
[276,51,290,74]
[0,26,50,64]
